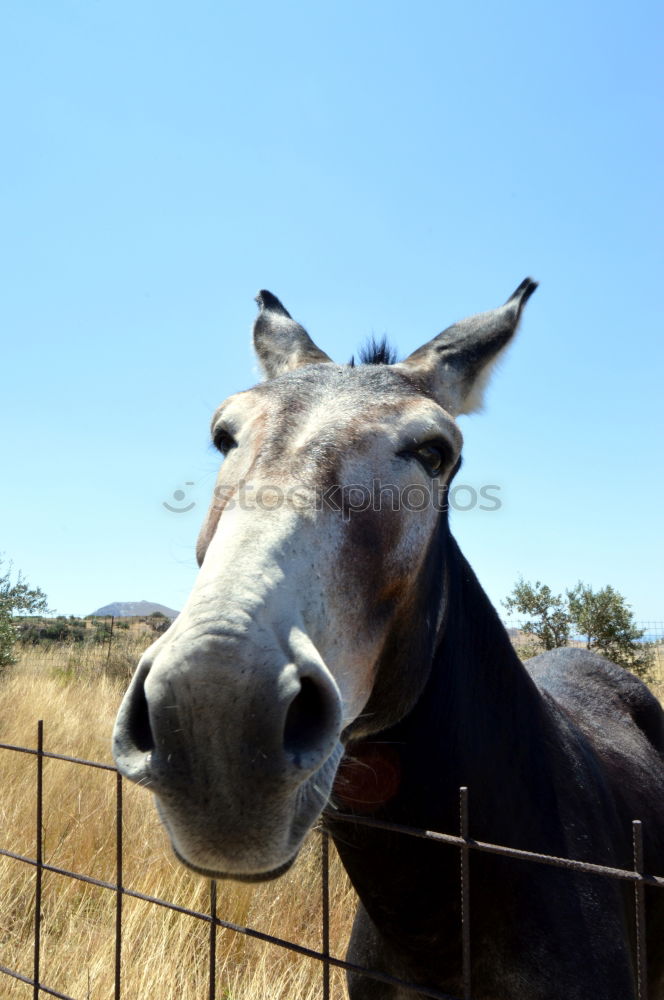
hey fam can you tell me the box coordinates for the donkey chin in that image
[149,743,345,882]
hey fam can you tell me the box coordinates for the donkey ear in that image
[396,278,538,415]
[253,291,332,378]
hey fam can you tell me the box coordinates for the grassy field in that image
[1,627,663,999]
[0,632,356,1000]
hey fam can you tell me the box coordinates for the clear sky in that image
[2,0,662,623]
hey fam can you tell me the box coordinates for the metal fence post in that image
[459,786,471,1000]
[208,880,217,1000]
[115,772,123,1000]
[633,819,648,1000]
[106,615,115,670]
[321,828,331,1000]
[33,720,44,1000]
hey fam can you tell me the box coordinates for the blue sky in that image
[2,0,662,622]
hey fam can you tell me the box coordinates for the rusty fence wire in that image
[1,722,663,1000]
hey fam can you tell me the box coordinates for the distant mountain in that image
[90,601,179,620]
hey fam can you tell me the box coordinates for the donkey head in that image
[112,279,536,880]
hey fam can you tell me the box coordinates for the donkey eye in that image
[411,443,450,477]
[213,428,237,456]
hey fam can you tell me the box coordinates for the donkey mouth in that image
[151,743,345,883]
[154,796,303,883]
[172,844,297,882]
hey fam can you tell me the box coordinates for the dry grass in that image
[0,638,356,999]
[646,644,664,704]
[2,631,663,999]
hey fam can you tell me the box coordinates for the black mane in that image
[349,335,398,367]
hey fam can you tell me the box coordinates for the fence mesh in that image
[1,721,663,999]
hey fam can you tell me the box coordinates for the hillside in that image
[90,600,179,619]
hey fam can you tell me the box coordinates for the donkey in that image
[113,281,664,999]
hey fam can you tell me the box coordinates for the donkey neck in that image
[328,533,561,981]
[376,532,557,841]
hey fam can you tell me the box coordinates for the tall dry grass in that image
[2,632,663,999]
[646,645,664,705]
[0,636,356,999]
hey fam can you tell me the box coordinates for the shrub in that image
[0,558,48,669]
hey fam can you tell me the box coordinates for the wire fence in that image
[1,722,663,1000]
[503,620,664,673]
[503,620,664,642]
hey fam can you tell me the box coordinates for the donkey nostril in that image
[283,676,333,765]
[127,672,155,754]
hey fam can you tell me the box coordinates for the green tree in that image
[0,558,49,668]
[566,582,653,677]
[503,577,654,680]
[502,578,571,650]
